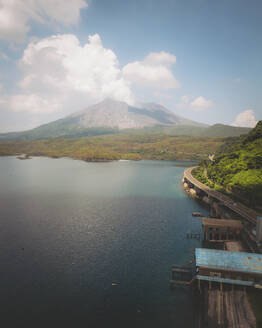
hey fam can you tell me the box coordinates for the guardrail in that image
[184,167,258,225]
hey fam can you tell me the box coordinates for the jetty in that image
[202,218,243,242]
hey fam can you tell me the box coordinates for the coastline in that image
[182,166,261,328]
[1,153,199,165]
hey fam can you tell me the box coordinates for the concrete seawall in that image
[182,167,257,224]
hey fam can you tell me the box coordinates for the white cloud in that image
[123,51,180,89]
[7,33,134,114]
[0,0,88,42]
[177,95,213,111]
[145,51,176,66]
[190,96,213,111]
[232,110,257,128]
[36,0,88,25]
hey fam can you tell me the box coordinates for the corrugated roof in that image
[195,248,262,274]
[202,218,243,228]
[196,275,254,286]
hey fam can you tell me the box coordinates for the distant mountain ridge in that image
[0,99,252,141]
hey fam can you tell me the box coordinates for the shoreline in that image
[0,154,199,165]
[182,167,260,328]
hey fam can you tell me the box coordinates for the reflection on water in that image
[0,157,208,327]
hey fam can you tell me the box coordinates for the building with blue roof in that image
[195,248,262,288]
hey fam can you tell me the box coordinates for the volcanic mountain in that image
[68,99,205,129]
[0,99,251,141]
[0,99,206,140]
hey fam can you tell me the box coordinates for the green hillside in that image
[0,123,251,141]
[0,134,225,162]
[0,119,119,141]
[198,124,251,137]
[204,121,262,208]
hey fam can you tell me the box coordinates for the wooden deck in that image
[200,287,256,328]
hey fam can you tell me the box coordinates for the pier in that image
[202,218,242,242]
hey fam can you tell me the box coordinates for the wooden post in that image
[198,279,201,293]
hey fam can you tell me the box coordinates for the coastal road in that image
[184,167,258,225]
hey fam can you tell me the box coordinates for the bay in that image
[0,157,208,328]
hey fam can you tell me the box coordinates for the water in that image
[0,157,208,328]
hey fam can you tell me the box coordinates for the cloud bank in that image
[1,33,182,117]
[6,33,134,114]
[232,110,257,128]
[0,0,88,42]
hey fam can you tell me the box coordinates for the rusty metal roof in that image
[202,218,243,228]
[195,248,262,275]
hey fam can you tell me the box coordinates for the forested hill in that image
[205,121,262,208]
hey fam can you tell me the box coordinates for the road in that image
[184,167,258,225]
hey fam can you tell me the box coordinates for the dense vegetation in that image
[0,121,250,163]
[0,133,225,162]
[199,121,262,208]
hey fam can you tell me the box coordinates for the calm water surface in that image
[0,157,208,328]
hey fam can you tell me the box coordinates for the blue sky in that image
[0,0,261,132]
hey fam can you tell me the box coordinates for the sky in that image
[0,0,261,132]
